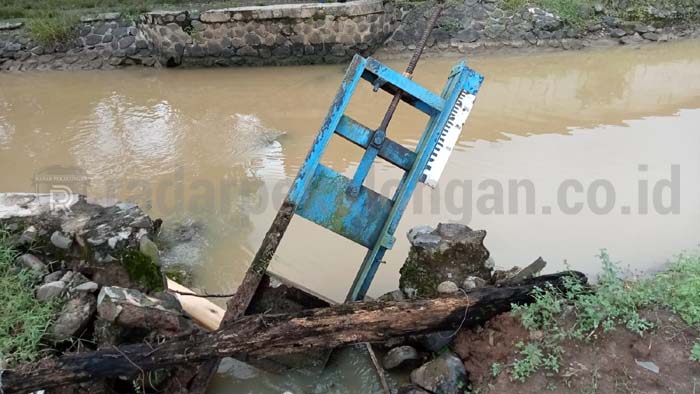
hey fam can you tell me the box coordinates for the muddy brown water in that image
[1,40,700,392]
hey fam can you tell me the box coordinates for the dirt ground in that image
[454,309,700,393]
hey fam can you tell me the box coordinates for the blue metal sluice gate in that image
[284,54,484,301]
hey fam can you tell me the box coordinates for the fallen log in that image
[0,271,585,394]
[184,201,298,393]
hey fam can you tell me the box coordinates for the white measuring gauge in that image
[420,89,476,188]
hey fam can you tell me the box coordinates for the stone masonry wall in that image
[0,14,158,71]
[0,0,393,71]
[383,0,699,53]
[0,0,698,71]
[141,2,394,66]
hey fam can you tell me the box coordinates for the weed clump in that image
[691,340,700,362]
[508,250,700,382]
[27,13,79,45]
[0,230,58,367]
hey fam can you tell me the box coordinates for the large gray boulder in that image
[410,352,468,394]
[400,223,492,298]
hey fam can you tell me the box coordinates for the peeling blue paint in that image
[285,55,484,301]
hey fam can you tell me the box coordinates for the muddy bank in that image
[1,0,699,71]
[457,310,700,393]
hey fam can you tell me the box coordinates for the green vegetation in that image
[0,0,191,21]
[490,361,503,377]
[501,0,699,26]
[503,0,593,25]
[27,13,79,45]
[507,250,700,382]
[0,0,219,44]
[691,340,700,362]
[121,250,165,292]
[0,230,57,367]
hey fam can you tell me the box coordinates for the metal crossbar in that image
[285,55,484,301]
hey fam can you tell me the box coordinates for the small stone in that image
[437,281,459,294]
[398,385,431,394]
[635,24,651,33]
[118,36,135,49]
[378,289,406,302]
[16,253,46,273]
[330,44,346,57]
[44,270,65,283]
[588,23,602,33]
[417,331,454,352]
[50,293,96,341]
[529,330,544,341]
[37,280,67,301]
[610,28,627,38]
[109,56,123,66]
[642,32,659,41]
[244,32,261,46]
[635,359,660,374]
[410,352,467,394]
[383,346,420,370]
[237,46,257,56]
[620,33,643,45]
[0,22,23,31]
[594,3,605,13]
[384,336,406,349]
[112,27,128,38]
[61,271,89,287]
[462,276,487,290]
[602,16,620,28]
[85,34,102,46]
[74,281,99,293]
[51,231,73,249]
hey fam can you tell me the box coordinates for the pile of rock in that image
[399,223,493,298]
[0,193,194,391]
[379,222,546,393]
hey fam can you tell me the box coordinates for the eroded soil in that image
[454,309,700,393]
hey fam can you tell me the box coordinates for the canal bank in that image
[0,0,699,71]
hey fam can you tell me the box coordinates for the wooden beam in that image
[0,272,585,394]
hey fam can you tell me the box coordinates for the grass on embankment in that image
[501,250,700,382]
[501,0,699,26]
[0,0,197,44]
[3,0,699,44]
[0,230,57,368]
[0,0,196,20]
